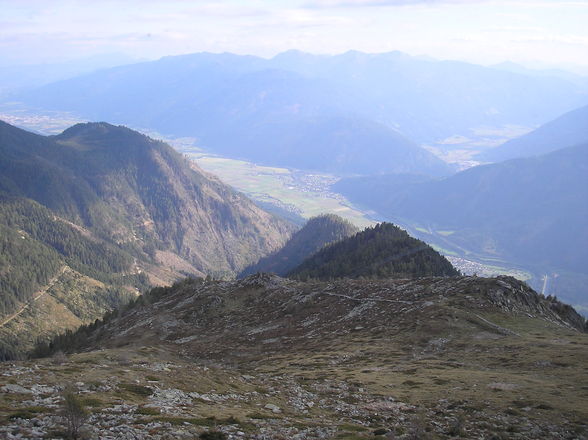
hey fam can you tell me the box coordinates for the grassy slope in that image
[1,296,586,439]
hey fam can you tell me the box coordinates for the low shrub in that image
[118,383,153,396]
[200,431,227,440]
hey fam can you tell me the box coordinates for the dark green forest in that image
[288,222,459,281]
[0,195,147,317]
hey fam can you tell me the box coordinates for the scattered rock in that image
[1,384,32,394]
[264,403,282,413]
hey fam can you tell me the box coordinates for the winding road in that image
[0,266,67,328]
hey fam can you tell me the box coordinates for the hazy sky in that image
[2,0,588,72]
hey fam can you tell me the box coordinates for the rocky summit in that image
[1,274,587,439]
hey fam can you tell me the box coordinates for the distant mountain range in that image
[334,142,588,307]
[490,61,588,88]
[0,120,294,356]
[0,53,142,96]
[240,214,358,277]
[479,104,588,162]
[12,51,588,175]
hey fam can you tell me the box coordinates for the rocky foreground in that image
[1,275,587,439]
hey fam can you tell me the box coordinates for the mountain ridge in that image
[36,273,588,357]
[14,50,587,174]
[0,120,295,355]
[479,103,588,162]
[17,273,586,439]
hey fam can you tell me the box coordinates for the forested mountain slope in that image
[0,120,294,276]
[0,120,294,355]
[289,222,459,280]
[240,214,358,277]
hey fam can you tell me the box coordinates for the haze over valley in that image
[3,48,587,313]
[1,1,587,439]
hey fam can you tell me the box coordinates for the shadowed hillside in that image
[240,214,358,277]
[334,144,588,308]
[479,104,588,162]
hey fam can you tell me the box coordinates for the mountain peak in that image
[0,120,295,355]
[289,222,459,280]
[54,121,161,156]
[57,121,134,139]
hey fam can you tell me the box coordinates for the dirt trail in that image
[0,266,67,328]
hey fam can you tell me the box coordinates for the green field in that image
[190,153,376,228]
[0,105,84,135]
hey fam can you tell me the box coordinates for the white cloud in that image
[0,0,586,72]
[304,0,489,7]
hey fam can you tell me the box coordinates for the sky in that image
[1,0,588,73]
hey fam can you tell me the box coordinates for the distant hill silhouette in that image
[479,104,588,162]
[240,214,358,277]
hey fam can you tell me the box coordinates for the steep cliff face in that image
[0,120,295,355]
[0,120,295,277]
